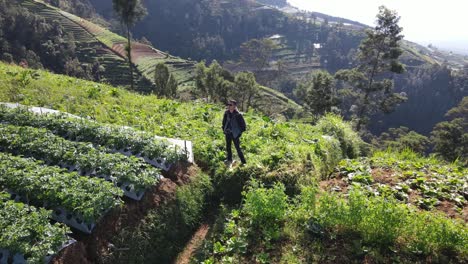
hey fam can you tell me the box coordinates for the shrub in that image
[315,114,363,159]
[243,180,288,241]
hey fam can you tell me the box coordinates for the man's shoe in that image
[224,159,233,164]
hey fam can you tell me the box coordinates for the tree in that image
[154,63,178,97]
[112,0,147,90]
[335,6,406,131]
[299,70,339,116]
[195,61,208,98]
[234,72,258,111]
[204,60,225,102]
[431,97,467,161]
[374,127,430,154]
[194,60,236,102]
[240,38,277,72]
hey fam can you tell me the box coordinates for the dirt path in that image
[175,224,210,264]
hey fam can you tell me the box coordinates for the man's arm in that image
[222,112,227,130]
[238,114,246,132]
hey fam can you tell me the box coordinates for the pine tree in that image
[303,70,338,115]
[335,6,406,131]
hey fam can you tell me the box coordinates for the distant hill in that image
[255,0,288,8]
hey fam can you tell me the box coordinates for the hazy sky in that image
[288,0,468,54]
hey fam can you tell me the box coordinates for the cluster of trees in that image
[372,127,430,154]
[195,61,259,111]
[44,0,96,19]
[294,7,406,133]
[0,0,108,81]
[0,0,77,73]
[89,0,355,64]
[431,97,467,161]
[372,96,467,162]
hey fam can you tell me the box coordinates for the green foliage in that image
[335,6,406,131]
[337,149,467,211]
[374,126,430,154]
[234,71,258,111]
[112,0,147,28]
[243,180,288,240]
[431,97,468,162]
[0,106,186,164]
[154,62,178,97]
[195,60,231,102]
[0,152,123,222]
[0,0,81,74]
[295,187,468,260]
[0,195,69,264]
[315,114,363,159]
[202,181,288,263]
[240,38,277,72]
[298,70,339,116]
[103,171,213,264]
[0,124,159,191]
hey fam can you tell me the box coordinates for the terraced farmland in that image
[0,104,190,262]
[20,0,196,91]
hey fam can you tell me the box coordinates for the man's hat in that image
[228,100,237,105]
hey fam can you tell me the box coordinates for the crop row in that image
[0,152,122,222]
[0,106,187,167]
[0,124,159,192]
[0,192,69,264]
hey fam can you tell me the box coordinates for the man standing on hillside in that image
[222,100,247,165]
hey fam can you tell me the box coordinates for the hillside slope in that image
[1,62,466,263]
[20,0,196,91]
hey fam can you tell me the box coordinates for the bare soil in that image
[175,224,210,264]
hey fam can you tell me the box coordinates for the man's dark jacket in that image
[222,110,246,138]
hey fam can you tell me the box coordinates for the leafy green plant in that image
[0,124,159,192]
[243,180,289,241]
[0,152,123,222]
[0,106,187,165]
[0,193,69,263]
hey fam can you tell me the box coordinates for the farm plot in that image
[0,152,123,233]
[0,105,191,262]
[0,106,188,170]
[0,124,160,198]
[327,150,468,221]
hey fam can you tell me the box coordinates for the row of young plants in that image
[335,149,467,211]
[0,105,187,167]
[0,152,123,222]
[0,192,70,264]
[0,124,159,193]
[199,181,468,263]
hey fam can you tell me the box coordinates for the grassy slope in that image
[1,62,466,262]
